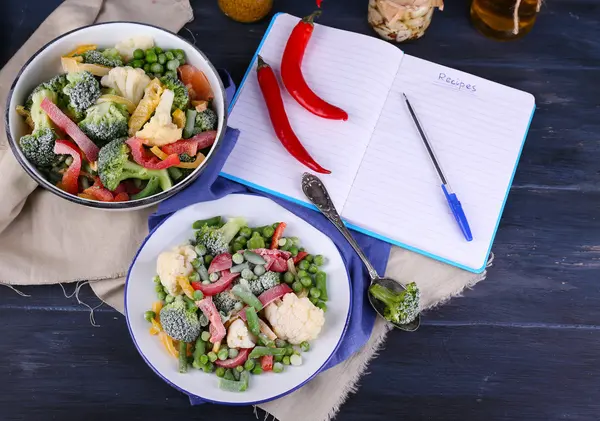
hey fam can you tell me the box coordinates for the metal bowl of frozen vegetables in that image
[5,21,228,210]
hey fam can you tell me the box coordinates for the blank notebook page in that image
[342,55,535,271]
[222,13,403,210]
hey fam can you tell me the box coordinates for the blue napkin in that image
[148,72,391,404]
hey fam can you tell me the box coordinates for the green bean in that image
[232,253,245,265]
[310,287,321,299]
[275,339,288,348]
[207,351,218,362]
[315,272,328,301]
[195,244,207,256]
[218,348,229,361]
[273,362,284,373]
[193,290,204,301]
[198,354,208,365]
[189,271,200,282]
[300,341,310,352]
[285,346,294,356]
[234,302,244,312]
[232,285,263,311]
[197,265,209,282]
[249,346,286,359]
[193,216,222,229]
[231,262,249,274]
[258,333,275,348]
[232,368,241,381]
[192,360,203,370]
[308,264,319,274]
[233,242,245,252]
[244,250,267,265]
[204,255,213,265]
[283,356,291,365]
[253,265,266,276]
[202,362,214,373]
[292,282,303,293]
[191,257,202,269]
[144,311,155,322]
[178,341,188,373]
[183,109,197,139]
[245,307,261,336]
[223,369,235,381]
[216,367,226,377]
[193,338,206,362]
[313,255,325,266]
[244,358,256,371]
[167,166,183,181]
[219,371,249,391]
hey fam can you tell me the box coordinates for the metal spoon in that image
[301,173,420,332]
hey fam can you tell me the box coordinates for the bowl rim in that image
[124,196,354,406]
[4,21,228,210]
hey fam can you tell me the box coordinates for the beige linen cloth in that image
[0,1,489,419]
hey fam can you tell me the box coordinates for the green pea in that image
[228,348,239,359]
[272,223,279,229]
[316,301,328,312]
[157,292,166,301]
[174,49,185,61]
[274,355,283,363]
[297,270,308,279]
[300,276,313,288]
[240,227,252,238]
[315,271,326,284]
[207,351,218,362]
[283,271,295,284]
[143,63,151,73]
[254,265,266,276]
[310,287,321,299]
[154,284,164,293]
[193,290,204,301]
[244,358,256,371]
[300,341,310,352]
[236,365,244,373]
[133,49,145,60]
[165,51,175,60]
[218,348,229,361]
[305,254,314,263]
[308,264,319,274]
[144,311,155,322]
[252,367,263,375]
[233,242,245,252]
[202,362,214,373]
[165,294,175,304]
[314,255,325,266]
[166,59,180,71]
[145,50,158,63]
[150,63,164,74]
[285,346,294,356]
[216,367,226,377]
[131,59,144,68]
[191,258,202,269]
[224,369,235,380]
[298,260,310,271]
[292,281,303,293]
[204,255,213,265]
[273,362,284,373]
[232,253,245,265]
[157,53,167,65]
[283,356,291,365]
[262,226,275,237]
[199,354,209,365]
[275,339,287,348]
[309,296,319,305]
[153,275,161,284]
[289,246,299,257]
[189,271,200,282]
[155,46,163,54]
[165,70,178,79]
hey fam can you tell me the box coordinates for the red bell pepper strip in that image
[208,253,233,274]
[113,192,130,202]
[293,251,309,264]
[281,12,348,121]
[261,355,274,371]
[83,177,114,202]
[161,131,217,156]
[196,296,226,344]
[270,222,287,249]
[124,180,143,195]
[256,56,330,174]
[126,137,181,169]
[214,348,251,369]
[40,98,99,161]
[258,284,293,308]
[53,140,82,195]
[112,183,127,194]
[191,270,239,296]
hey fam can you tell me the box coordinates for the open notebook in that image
[221,13,536,273]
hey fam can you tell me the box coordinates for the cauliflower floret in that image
[101,66,151,105]
[227,319,256,349]
[264,293,325,345]
[156,245,197,296]
[135,89,183,146]
[115,35,154,61]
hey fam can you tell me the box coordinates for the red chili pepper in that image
[261,355,274,371]
[257,56,330,174]
[293,251,309,264]
[281,11,348,121]
[53,140,82,195]
[270,222,287,249]
[316,0,322,7]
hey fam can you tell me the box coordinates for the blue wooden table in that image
[2,1,600,420]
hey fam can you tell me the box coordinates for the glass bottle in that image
[218,0,273,23]
[471,0,539,41]
[368,0,442,43]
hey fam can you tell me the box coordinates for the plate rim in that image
[124,195,353,405]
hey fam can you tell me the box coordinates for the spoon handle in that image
[301,173,380,281]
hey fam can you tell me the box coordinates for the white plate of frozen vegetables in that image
[125,195,351,404]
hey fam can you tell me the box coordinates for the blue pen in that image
[402,93,473,242]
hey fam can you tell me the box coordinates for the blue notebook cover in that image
[220,13,536,274]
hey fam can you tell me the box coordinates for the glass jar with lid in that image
[471,0,541,41]
[368,0,444,43]
[218,0,273,23]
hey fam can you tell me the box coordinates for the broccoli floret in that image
[193,109,217,134]
[159,74,189,112]
[79,48,123,68]
[243,271,280,296]
[368,282,420,325]
[25,74,68,110]
[213,289,242,315]
[159,296,201,342]
[78,101,129,146]
[62,71,101,121]
[19,89,59,167]
[97,138,173,191]
[195,217,247,255]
